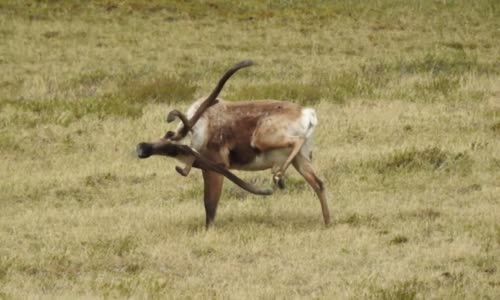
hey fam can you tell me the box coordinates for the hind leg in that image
[272,137,305,188]
[202,169,224,228]
[252,123,305,188]
[292,154,330,225]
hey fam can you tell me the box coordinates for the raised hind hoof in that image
[273,174,285,190]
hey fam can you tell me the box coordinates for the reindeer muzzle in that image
[136,143,153,159]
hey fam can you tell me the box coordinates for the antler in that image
[166,60,254,141]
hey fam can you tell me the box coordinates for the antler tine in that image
[164,110,191,141]
[167,109,190,125]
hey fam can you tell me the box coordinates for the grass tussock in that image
[84,172,119,187]
[399,208,441,221]
[232,82,323,105]
[373,280,423,300]
[231,69,385,104]
[120,75,197,105]
[1,96,142,127]
[87,235,138,257]
[367,147,473,175]
[491,121,500,134]
[496,226,500,245]
[0,74,196,127]
[389,235,409,245]
[395,52,498,76]
[339,212,379,227]
[0,132,21,152]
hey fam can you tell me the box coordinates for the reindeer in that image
[136,60,330,228]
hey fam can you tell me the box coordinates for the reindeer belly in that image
[230,148,292,171]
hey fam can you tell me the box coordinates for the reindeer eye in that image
[164,131,175,139]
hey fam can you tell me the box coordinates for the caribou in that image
[136,60,330,228]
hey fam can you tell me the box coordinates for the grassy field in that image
[1,0,499,298]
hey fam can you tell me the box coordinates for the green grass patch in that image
[0,132,21,152]
[232,82,323,105]
[84,172,119,187]
[87,235,138,257]
[231,68,387,104]
[366,147,473,175]
[0,72,197,127]
[491,121,500,134]
[389,235,409,245]
[373,279,422,300]
[120,74,197,105]
[1,96,142,127]
[70,69,108,89]
[413,75,461,100]
[395,52,498,76]
[399,208,441,221]
[338,212,379,227]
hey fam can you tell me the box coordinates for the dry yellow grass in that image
[0,1,499,299]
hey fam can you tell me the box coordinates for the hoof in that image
[273,174,285,190]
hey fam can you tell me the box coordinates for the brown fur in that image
[202,100,302,168]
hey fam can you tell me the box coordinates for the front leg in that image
[202,169,224,228]
[175,156,196,177]
[271,165,286,190]
[252,132,305,190]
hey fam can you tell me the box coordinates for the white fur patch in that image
[288,107,317,159]
[300,107,317,138]
[285,107,317,138]
[171,98,208,150]
[190,117,208,150]
[234,148,292,171]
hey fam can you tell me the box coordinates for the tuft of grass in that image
[281,177,308,193]
[414,75,461,100]
[374,280,422,300]
[88,235,138,257]
[84,172,119,187]
[0,132,21,152]
[496,225,500,245]
[69,69,108,95]
[0,73,196,128]
[367,147,473,175]
[399,208,441,221]
[1,96,143,127]
[191,246,217,258]
[389,235,409,245]
[491,121,500,134]
[232,82,323,105]
[0,257,11,281]
[441,41,478,51]
[121,75,197,105]
[339,213,379,227]
[328,71,383,103]
[457,183,482,194]
[231,68,387,104]
[395,52,498,76]
[52,187,91,204]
